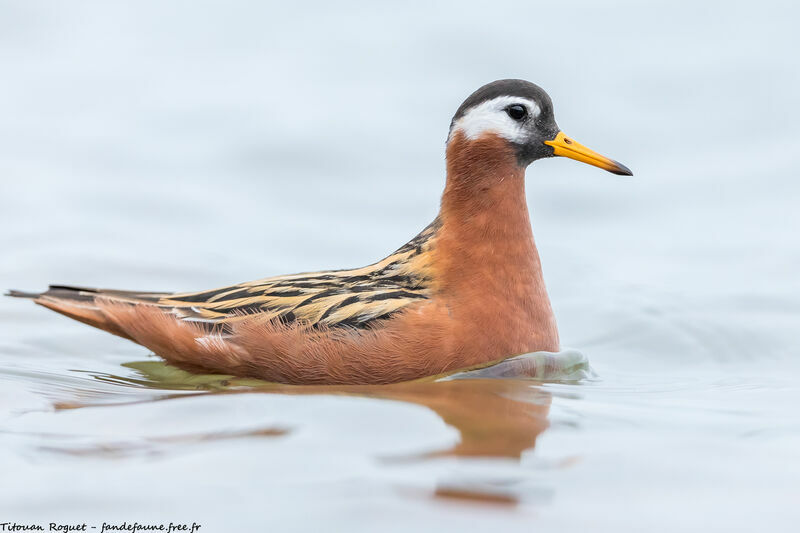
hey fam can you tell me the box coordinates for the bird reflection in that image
[85,359,553,460]
[351,378,552,505]
[74,359,556,505]
[355,378,551,459]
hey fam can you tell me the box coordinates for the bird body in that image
[9,80,630,384]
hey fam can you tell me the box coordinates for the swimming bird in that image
[8,79,631,385]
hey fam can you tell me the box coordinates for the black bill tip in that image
[610,161,633,176]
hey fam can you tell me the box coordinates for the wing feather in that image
[155,218,441,329]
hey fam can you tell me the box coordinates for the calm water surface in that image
[1,1,799,531]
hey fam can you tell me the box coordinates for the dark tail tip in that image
[6,289,42,299]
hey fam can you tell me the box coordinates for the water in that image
[1,1,799,531]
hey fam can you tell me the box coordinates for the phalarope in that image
[10,79,631,384]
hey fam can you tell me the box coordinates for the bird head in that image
[447,79,632,176]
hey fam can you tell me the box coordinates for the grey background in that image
[1,1,798,531]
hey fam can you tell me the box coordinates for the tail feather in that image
[6,285,166,340]
[6,289,42,299]
[8,285,165,302]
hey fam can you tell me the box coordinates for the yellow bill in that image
[545,131,632,176]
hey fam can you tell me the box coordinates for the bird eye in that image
[505,104,527,120]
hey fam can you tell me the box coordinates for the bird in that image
[8,79,631,385]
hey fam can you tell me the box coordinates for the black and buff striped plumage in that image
[20,219,441,332]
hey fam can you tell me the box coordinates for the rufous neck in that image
[440,133,533,247]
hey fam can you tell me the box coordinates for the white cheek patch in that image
[448,96,541,143]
